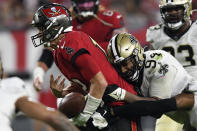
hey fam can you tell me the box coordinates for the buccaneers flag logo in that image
[48,7,61,16]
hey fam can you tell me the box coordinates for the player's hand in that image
[33,67,45,91]
[103,84,126,103]
[73,94,102,127]
[50,74,67,98]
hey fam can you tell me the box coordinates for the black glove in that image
[103,84,126,104]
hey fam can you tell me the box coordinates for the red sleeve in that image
[74,53,101,81]
[60,31,89,62]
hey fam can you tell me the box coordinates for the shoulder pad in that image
[148,23,163,31]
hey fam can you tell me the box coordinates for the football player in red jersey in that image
[71,0,127,51]
[31,3,142,131]
[32,1,127,129]
[33,0,127,92]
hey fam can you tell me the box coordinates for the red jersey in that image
[53,31,136,95]
[72,9,124,51]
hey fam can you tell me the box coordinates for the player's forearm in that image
[37,61,48,72]
[124,91,156,103]
[175,92,194,110]
[89,72,107,99]
[47,112,79,131]
[112,97,177,118]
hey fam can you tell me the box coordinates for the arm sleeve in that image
[38,49,54,68]
[113,97,177,118]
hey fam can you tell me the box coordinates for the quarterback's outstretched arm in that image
[15,96,79,131]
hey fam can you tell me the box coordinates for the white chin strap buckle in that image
[167,21,183,30]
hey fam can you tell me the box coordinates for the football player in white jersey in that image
[146,0,197,79]
[0,58,79,131]
[106,33,197,130]
[146,0,196,130]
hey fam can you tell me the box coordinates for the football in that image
[58,92,85,118]
[65,83,87,96]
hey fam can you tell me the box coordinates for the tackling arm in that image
[110,93,194,118]
[15,96,79,131]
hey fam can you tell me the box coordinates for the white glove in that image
[92,112,108,129]
[72,94,102,127]
[33,66,45,91]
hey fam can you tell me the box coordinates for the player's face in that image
[77,1,95,13]
[37,26,63,49]
[162,5,184,24]
[118,58,136,80]
[74,0,96,22]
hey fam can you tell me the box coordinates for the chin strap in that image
[167,21,184,30]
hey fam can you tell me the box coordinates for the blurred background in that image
[0,0,197,131]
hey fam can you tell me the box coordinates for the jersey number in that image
[162,45,196,67]
[145,60,156,68]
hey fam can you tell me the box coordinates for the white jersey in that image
[141,50,197,129]
[0,77,28,131]
[146,21,197,79]
[142,50,193,98]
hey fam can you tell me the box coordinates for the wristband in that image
[33,66,45,82]
[83,94,102,115]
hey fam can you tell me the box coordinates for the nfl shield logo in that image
[65,47,75,54]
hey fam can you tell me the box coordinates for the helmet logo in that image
[49,7,61,16]
[65,46,75,54]
[43,6,69,18]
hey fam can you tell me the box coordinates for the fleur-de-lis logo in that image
[158,62,168,75]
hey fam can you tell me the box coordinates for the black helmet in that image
[31,3,72,47]
[71,0,100,17]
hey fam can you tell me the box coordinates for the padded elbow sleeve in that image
[113,97,177,118]
[39,49,54,68]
